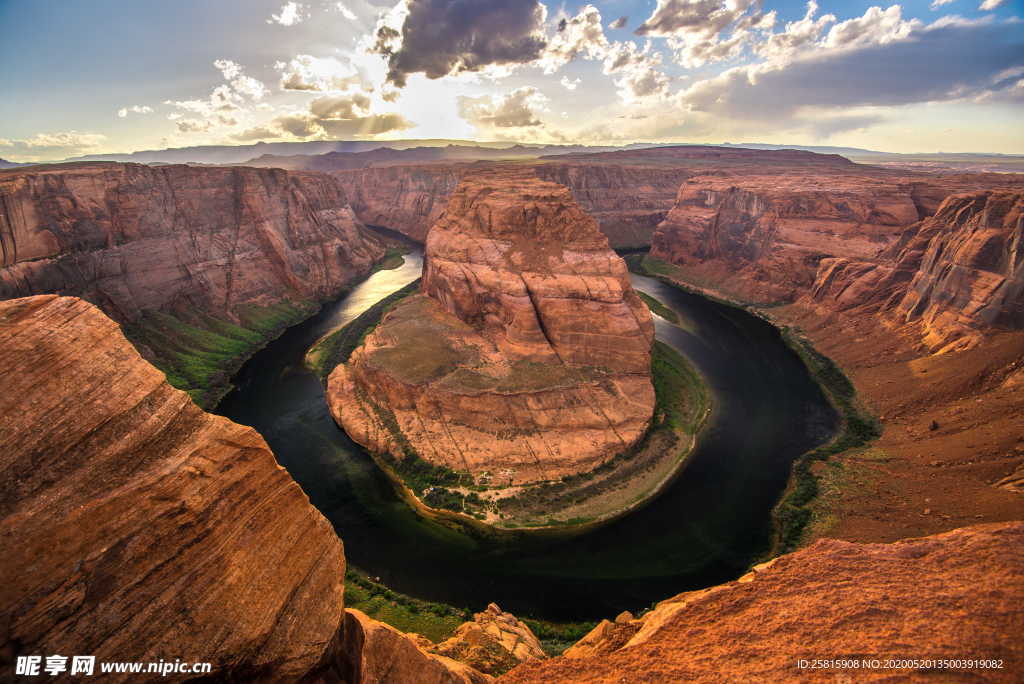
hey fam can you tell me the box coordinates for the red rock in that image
[501,523,1024,683]
[0,163,384,324]
[0,295,345,680]
[328,169,655,486]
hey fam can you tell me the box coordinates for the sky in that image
[0,0,1022,161]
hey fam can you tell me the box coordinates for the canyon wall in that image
[808,191,1024,352]
[502,522,1024,682]
[328,170,655,486]
[650,174,928,304]
[0,295,347,680]
[0,293,497,682]
[0,162,384,323]
[331,161,690,248]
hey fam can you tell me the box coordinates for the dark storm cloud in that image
[682,18,1024,120]
[378,0,548,87]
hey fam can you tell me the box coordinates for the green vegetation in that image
[637,291,680,324]
[523,618,598,656]
[345,567,469,642]
[124,300,314,408]
[370,247,408,274]
[498,341,708,519]
[771,329,881,553]
[306,279,421,379]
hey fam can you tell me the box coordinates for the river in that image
[217,248,837,621]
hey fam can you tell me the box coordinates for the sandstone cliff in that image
[501,523,1024,683]
[0,162,385,404]
[0,295,346,680]
[332,161,689,248]
[809,191,1024,352]
[649,171,1024,306]
[430,604,545,676]
[327,170,655,489]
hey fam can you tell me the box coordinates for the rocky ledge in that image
[501,522,1024,682]
[327,170,655,504]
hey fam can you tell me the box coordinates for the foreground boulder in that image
[0,295,346,679]
[501,523,1024,683]
[430,604,545,676]
[327,169,655,489]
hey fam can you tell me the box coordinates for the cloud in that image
[275,54,362,91]
[979,0,1005,9]
[309,93,372,119]
[930,0,956,9]
[375,0,548,87]
[635,0,776,68]
[539,5,609,73]
[458,86,547,128]
[601,41,671,102]
[116,105,153,118]
[268,1,307,26]
[560,76,581,90]
[213,59,267,100]
[678,14,1024,131]
[0,131,107,161]
[609,16,628,30]
[335,2,357,20]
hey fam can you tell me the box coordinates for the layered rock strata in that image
[501,523,1024,683]
[0,163,384,323]
[0,295,347,680]
[808,191,1024,351]
[430,604,545,676]
[328,170,655,486]
[649,171,1024,306]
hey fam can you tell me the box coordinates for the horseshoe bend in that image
[3,3,1024,675]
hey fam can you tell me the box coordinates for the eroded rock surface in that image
[0,295,346,680]
[809,191,1024,351]
[328,170,655,486]
[502,523,1024,683]
[650,170,1024,306]
[430,604,545,676]
[0,163,384,323]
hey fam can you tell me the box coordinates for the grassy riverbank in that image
[313,275,711,532]
[124,300,316,409]
[626,252,880,555]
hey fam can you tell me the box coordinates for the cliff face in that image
[808,191,1024,351]
[332,162,689,249]
[0,295,346,680]
[502,523,1024,683]
[328,170,655,486]
[649,172,1024,307]
[0,163,384,323]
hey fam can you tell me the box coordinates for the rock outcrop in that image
[327,170,655,487]
[649,170,1024,306]
[0,295,346,680]
[330,609,492,684]
[0,163,384,323]
[332,160,689,248]
[809,191,1024,351]
[501,523,1024,683]
[430,604,545,676]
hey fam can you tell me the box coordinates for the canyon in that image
[1,144,1022,681]
[0,162,385,405]
[326,170,657,501]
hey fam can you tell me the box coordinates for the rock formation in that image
[501,522,1024,682]
[809,191,1024,352]
[327,170,655,487]
[0,163,384,323]
[0,295,346,680]
[332,610,491,684]
[0,294,498,682]
[430,604,545,676]
[649,169,1024,306]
